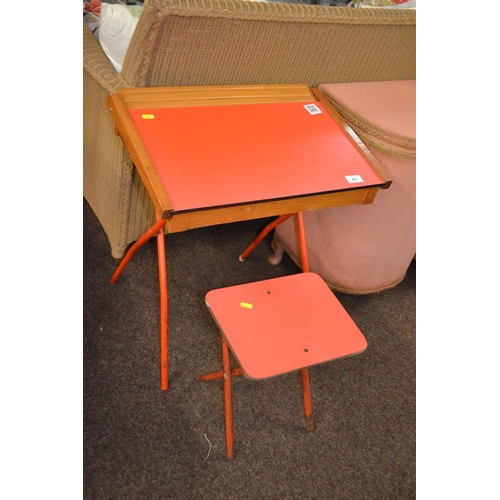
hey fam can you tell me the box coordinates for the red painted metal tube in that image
[198,368,243,381]
[110,218,166,284]
[239,214,294,261]
[300,368,314,432]
[296,212,310,273]
[297,212,313,429]
[222,338,234,459]
[156,214,168,391]
[109,214,169,391]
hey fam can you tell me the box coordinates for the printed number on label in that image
[345,175,364,184]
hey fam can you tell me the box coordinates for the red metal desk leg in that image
[110,218,167,284]
[296,212,310,273]
[156,214,169,391]
[239,214,293,261]
[109,214,169,391]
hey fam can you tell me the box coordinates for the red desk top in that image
[128,101,386,213]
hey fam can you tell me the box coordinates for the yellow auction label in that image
[141,114,155,119]
[240,302,253,309]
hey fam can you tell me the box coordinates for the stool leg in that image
[156,215,168,391]
[300,368,314,432]
[222,337,234,459]
[198,368,243,381]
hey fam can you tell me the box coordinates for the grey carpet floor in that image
[83,199,415,500]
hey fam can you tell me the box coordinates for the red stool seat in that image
[200,272,367,458]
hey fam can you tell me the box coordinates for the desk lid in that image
[128,100,388,213]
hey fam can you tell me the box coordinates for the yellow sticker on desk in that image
[240,302,253,309]
[142,114,155,119]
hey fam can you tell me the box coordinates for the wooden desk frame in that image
[106,84,391,390]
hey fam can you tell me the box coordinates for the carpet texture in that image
[83,199,415,499]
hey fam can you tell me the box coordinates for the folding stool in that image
[199,270,367,459]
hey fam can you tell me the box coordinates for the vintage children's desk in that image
[106,84,391,391]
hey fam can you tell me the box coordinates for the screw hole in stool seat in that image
[199,272,367,459]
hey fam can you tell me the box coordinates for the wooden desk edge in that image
[164,187,381,233]
[118,84,316,108]
[106,93,174,218]
[311,88,393,190]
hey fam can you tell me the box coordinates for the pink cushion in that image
[319,80,415,149]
